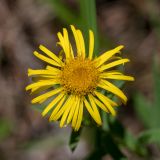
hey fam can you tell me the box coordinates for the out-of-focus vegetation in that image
[134,58,160,145]
[0,0,160,159]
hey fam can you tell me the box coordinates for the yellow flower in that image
[26,25,134,131]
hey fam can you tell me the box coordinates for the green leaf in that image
[100,131,126,159]
[108,116,125,139]
[69,128,82,152]
[47,0,80,25]
[153,57,160,119]
[0,119,11,141]
[153,56,160,102]
[134,58,160,129]
[86,130,126,160]
[123,132,138,151]
[101,111,109,131]
[134,93,153,128]
[123,131,147,156]
[79,0,99,55]
[138,128,160,145]
[108,117,147,156]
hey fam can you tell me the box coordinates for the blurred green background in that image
[0,0,160,159]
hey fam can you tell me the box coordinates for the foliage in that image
[134,58,160,147]
[69,128,82,152]
[47,0,80,25]
[0,118,11,141]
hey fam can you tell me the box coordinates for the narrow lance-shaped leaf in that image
[134,93,153,128]
[138,128,160,146]
[152,57,160,127]
[69,128,82,152]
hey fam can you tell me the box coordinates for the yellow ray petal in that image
[57,30,74,59]
[98,80,127,104]
[94,90,118,107]
[70,25,81,57]
[26,80,59,91]
[101,74,135,81]
[49,95,66,121]
[57,32,65,49]
[98,59,130,72]
[71,97,81,128]
[60,95,76,127]
[94,91,116,116]
[38,98,48,104]
[33,51,61,67]
[53,95,73,121]
[31,87,63,104]
[84,97,102,125]
[94,45,124,67]
[32,76,56,82]
[88,95,102,124]
[63,28,69,52]
[69,44,74,58]
[67,96,79,124]
[77,29,85,58]
[28,69,59,77]
[75,100,83,131]
[63,28,74,58]
[42,93,65,116]
[46,65,61,73]
[39,45,64,65]
[31,85,53,95]
[100,71,123,76]
[57,32,69,58]
[88,30,94,60]
[110,56,122,61]
[91,95,109,113]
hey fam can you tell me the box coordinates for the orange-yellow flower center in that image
[60,57,99,96]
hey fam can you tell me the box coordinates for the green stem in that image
[79,0,99,56]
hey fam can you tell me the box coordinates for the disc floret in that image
[60,57,99,96]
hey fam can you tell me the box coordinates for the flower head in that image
[26,25,134,131]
